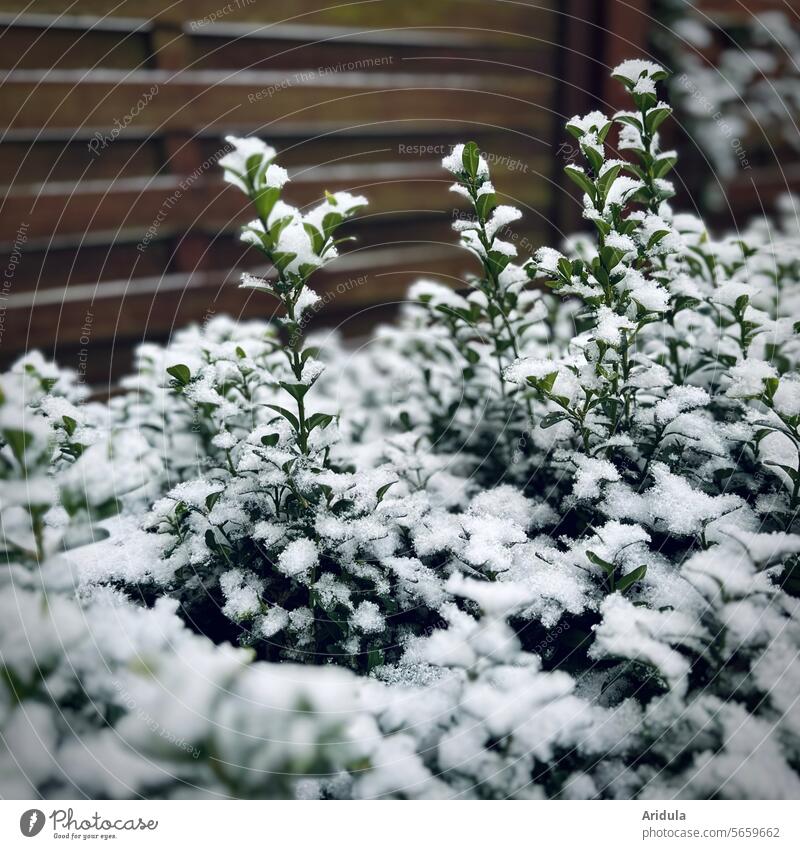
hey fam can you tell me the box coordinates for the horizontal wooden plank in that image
[0,10,559,73]
[2,156,553,243]
[0,16,152,69]
[186,32,556,74]
[1,207,553,295]
[0,243,476,360]
[0,12,150,32]
[0,137,163,186]
[0,236,173,291]
[186,21,535,47]
[0,1,556,34]
[0,127,550,187]
[1,68,553,132]
[5,242,463,308]
[0,13,554,48]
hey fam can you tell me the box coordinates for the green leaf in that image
[673,295,700,314]
[764,461,799,484]
[241,222,272,251]
[645,105,672,134]
[253,186,281,223]
[616,564,647,593]
[2,428,32,466]
[653,154,677,178]
[539,411,569,429]
[269,214,294,242]
[375,481,397,503]
[321,210,345,240]
[582,144,604,176]
[475,191,496,221]
[303,222,325,255]
[646,229,671,250]
[753,427,778,443]
[565,121,585,140]
[540,371,559,393]
[221,164,245,187]
[557,257,573,280]
[564,164,595,199]
[245,152,265,187]
[597,164,622,201]
[265,404,300,431]
[632,90,658,111]
[260,433,280,447]
[272,251,298,274]
[306,412,334,432]
[62,415,77,436]
[485,249,511,277]
[600,245,623,270]
[712,468,736,487]
[280,381,310,402]
[587,550,616,577]
[166,364,191,386]
[615,114,643,131]
[763,377,779,401]
[461,141,481,179]
[296,262,318,281]
[593,218,611,238]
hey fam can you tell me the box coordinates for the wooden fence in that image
[0,0,794,385]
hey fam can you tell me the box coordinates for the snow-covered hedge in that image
[2,60,800,800]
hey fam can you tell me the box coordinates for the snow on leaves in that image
[2,61,800,801]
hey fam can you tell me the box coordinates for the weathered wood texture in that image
[0,0,650,382]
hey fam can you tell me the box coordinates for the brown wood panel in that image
[551,0,606,233]
[0,244,473,359]
[722,163,800,216]
[600,0,653,113]
[185,27,556,73]
[0,1,557,34]
[3,158,552,243]
[0,127,549,185]
[0,236,172,291]
[0,15,152,69]
[0,137,163,185]
[1,215,553,303]
[0,0,594,384]
[1,69,552,133]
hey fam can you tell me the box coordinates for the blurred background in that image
[1,0,798,387]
